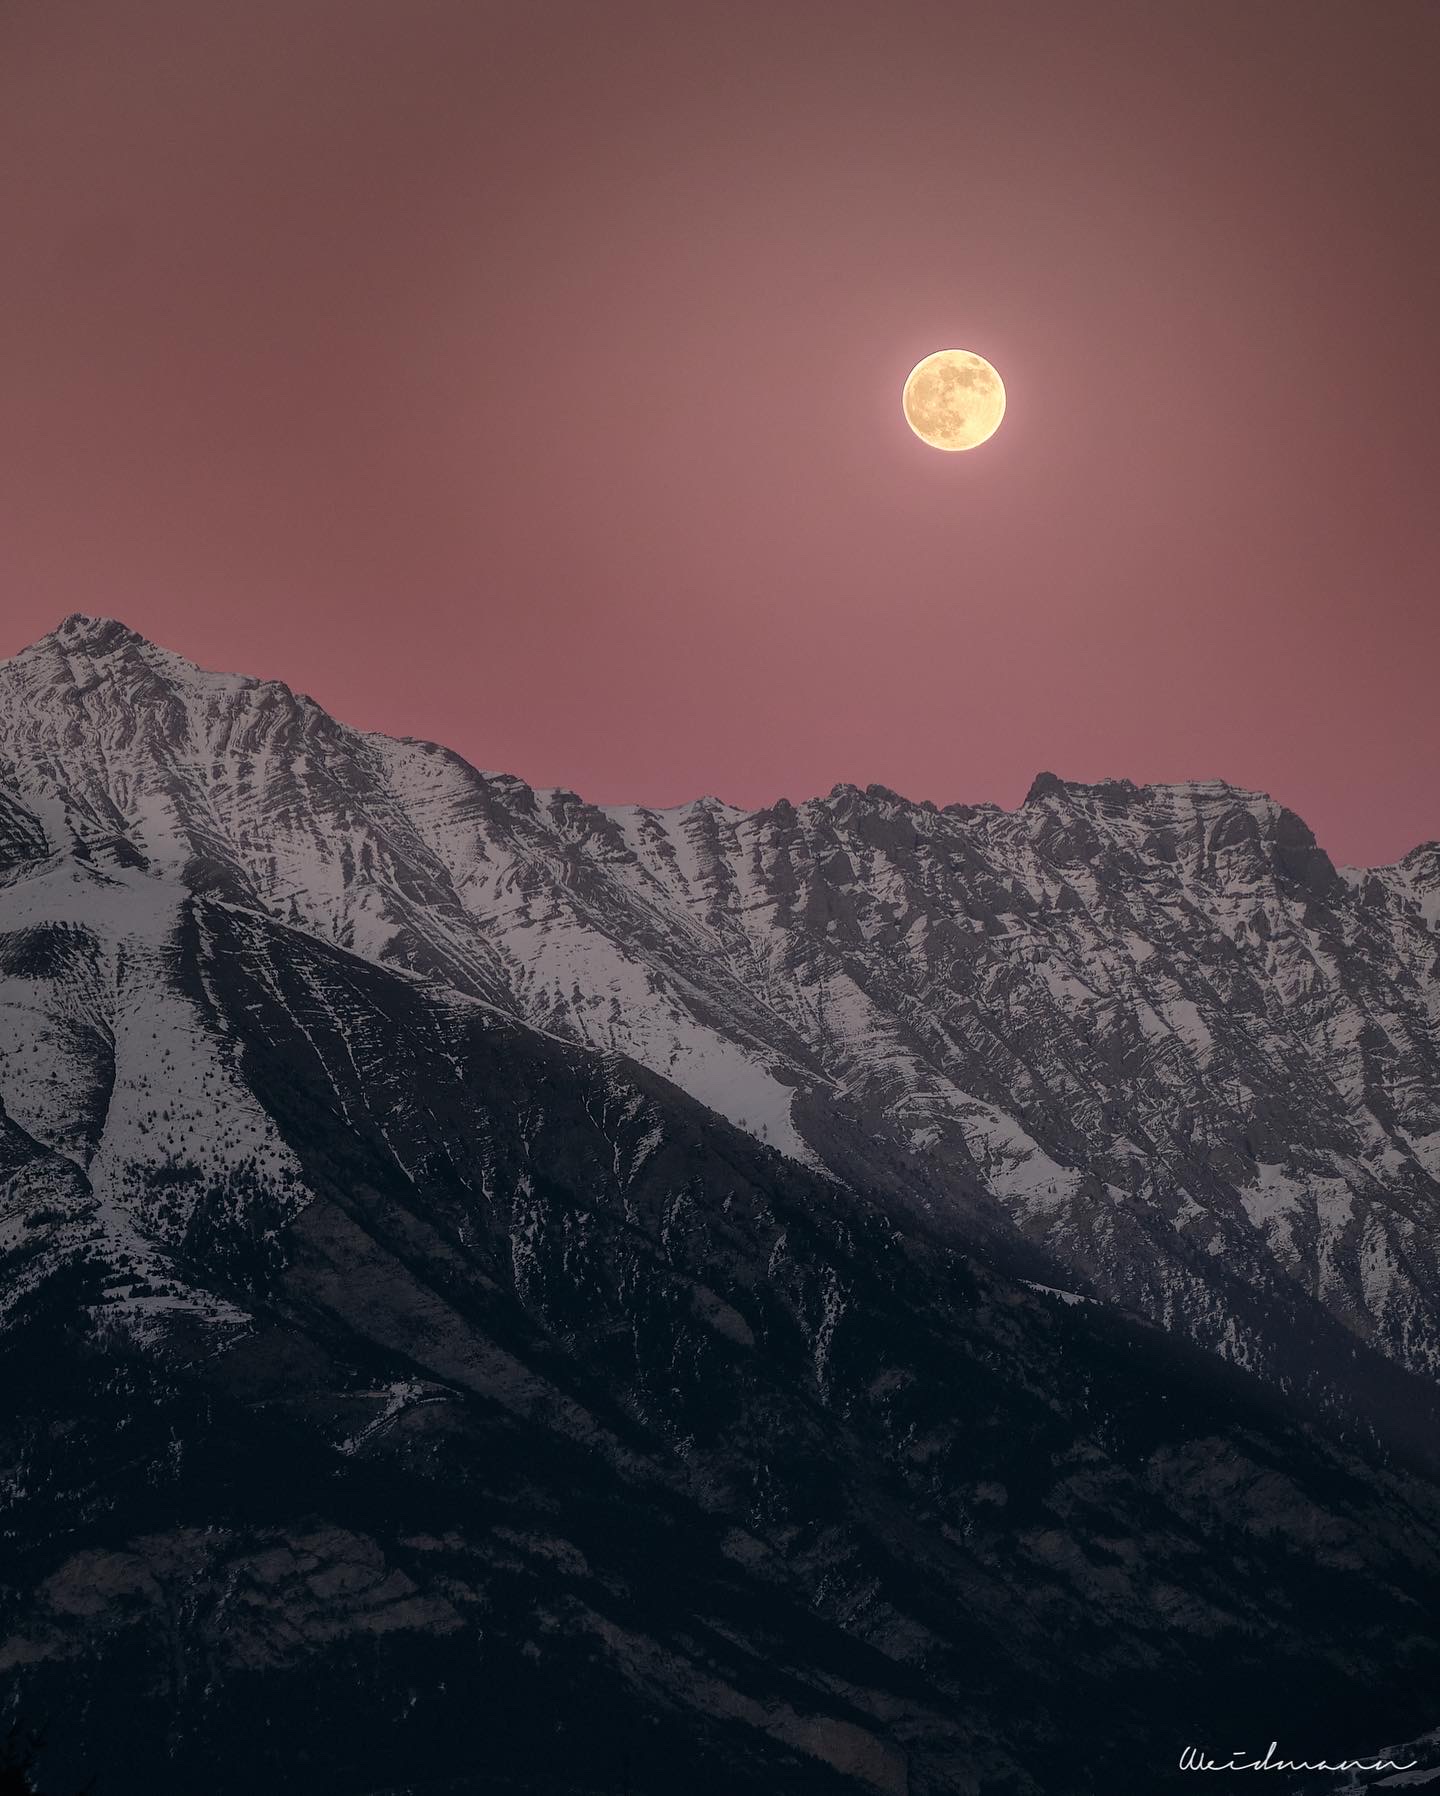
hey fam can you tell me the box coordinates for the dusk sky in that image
[2,0,1436,865]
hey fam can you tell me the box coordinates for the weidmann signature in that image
[1179,1742,1419,1774]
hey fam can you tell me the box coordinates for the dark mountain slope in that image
[4,893,1440,1795]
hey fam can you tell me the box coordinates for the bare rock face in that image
[3,617,1440,1795]
[5,618,1439,1408]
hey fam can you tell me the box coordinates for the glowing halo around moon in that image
[902,348,1006,452]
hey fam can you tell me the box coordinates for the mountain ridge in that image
[4,612,1439,1421]
[5,612,1440,1791]
[16,611,1434,869]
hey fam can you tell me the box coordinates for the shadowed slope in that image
[4,887,1440,1794]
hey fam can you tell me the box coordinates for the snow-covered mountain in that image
[4,614,1438,1410]
[4,613,1440,1795]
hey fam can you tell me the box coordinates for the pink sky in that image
[2,0,1436,865]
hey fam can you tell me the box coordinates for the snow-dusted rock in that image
[4,616,1437,1409]
[6,619,1440,1795]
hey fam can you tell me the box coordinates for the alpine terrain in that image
[2,614,1439,1795]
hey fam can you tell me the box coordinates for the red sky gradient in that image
[2,0,1436,865]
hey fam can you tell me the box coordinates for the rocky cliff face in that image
[4,616,1439,1405]
[2,615,1439,1795]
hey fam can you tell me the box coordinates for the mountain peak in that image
[0,614,155,679]
[7,617,287,708]
[1024,770,1068,804]
[52,612,145,650]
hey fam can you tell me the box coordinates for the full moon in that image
[902,349,1006,452]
